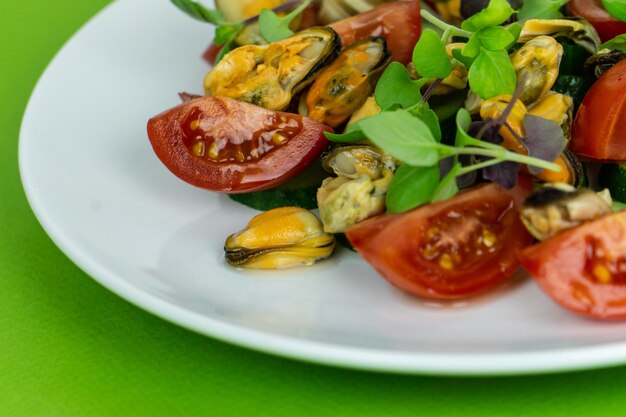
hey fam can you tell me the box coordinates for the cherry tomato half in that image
[519,211,626,320]
[147,96,331,193]
[330,0,421,65]
[345,180,532,300]
[570,59,626,161]
[567,0,626,42]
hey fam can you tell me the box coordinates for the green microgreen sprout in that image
[419,0,521,99]
[259,0,313,42]
[169,0,311,63]
[603,0,626,23]
[517,0,569,21]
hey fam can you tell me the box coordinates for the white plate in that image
[19,0,626,376]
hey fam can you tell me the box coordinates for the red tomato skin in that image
[202,43,222,66]
[147,96,331,193]
[345,180,533,300]
[330,0,421,65]
[519,211,626,320]
[571,59,626,161]
[567,0,626,42]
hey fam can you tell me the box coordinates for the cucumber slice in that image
[228,160,329,211]
[599,163,626,202]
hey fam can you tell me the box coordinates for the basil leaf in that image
[601,34,626,52]
[482,160,519,189]
[375,62,424,110]
[522,115,567,174]
[412,29,452,79]
[603,0,626,23]
[386,164,440,213]
[359,110,440,167]
[461,0,516,32]
[170,0,224,24]
[468,48,516,99]
[476,26,515,51]
[517,0,568,21]
[259,0,312,42]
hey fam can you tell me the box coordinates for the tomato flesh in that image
[147,96,331,193]
[330,0,421,65]
[571,59,626,161]
[346,181,532,300]
[567,0,626,42]
[519,211,626,319]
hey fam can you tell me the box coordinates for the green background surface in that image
[3,1,626,416]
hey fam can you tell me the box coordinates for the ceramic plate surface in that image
[19,0,626,375]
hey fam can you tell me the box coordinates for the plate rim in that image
[17,0,626,376]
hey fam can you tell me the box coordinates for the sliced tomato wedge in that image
[567,0,626,42]
[571,59,626,161]
[147,96,331,193]
[345,180,532,300]
[519,211,626,320]
[330,0,421,64]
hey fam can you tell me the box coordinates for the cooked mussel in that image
[510,36,563,105]
[519,18,601,55]
[317,145,394,233]
[321,145,395,179]
[225,207,335,269]
[302,37,391,127]
[520,184,612,241]
[317,169,393,233]
[204,27,341,111]
[585,49,626,79]
[480,92,582,185]
[347,96,381,127]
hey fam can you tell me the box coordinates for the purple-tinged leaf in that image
[523,115,567,175]
[482,160,519,189]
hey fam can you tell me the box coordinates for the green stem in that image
[444,145,562,172]
[420,9,473,38]
[461,135,505,152]
[284,0,312,21]
[456,158,502,176]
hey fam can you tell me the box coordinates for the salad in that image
[147,0,626,320]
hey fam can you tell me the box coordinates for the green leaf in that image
[408,105,442,142]
[431,163,460,202]
[603,0,626,23]
[454,108,474,147]
[170,0,224,24]
[462,33,482,58]
[358,110,441,167]
[214,22,244,45]
[375,62,424,110]
[386,164,440,213]
[476,26,515,51]
[461,0,516,32]
[517,0,568,21]
[468,48,517,99]
[215,41,235,64]
[412,29,452,79]
[452,48,474,67]
[259,0,312,43]
[324,129,366,144]
[601,34,626,52]
[506,23,523,48]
